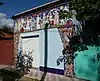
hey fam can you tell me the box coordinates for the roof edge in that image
[12,0,60,19]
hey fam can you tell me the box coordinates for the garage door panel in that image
[22,36,40,68]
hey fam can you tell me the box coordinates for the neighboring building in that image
[12,0,99,81]
[0,28,14,65]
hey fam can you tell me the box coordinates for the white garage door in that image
[22,35,40,68]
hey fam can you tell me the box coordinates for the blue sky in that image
[0,0,54,18]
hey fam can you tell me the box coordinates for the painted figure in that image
[65,19,73,37]
[42,13,46,28]
[49,12,54,27]
[17,19,21,32]
[30,16,36,31]
[20,17,26,32]
[60,19,65,25]
[21,17,26,27]
[15,20,19,32]
[54,9,59,25]
[36,15,41,29]
[25,17,31,31]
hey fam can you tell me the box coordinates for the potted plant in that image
[0,67,24,81]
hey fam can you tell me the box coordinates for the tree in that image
[65,0,100,52]
[68,0,100,38]
[68,0,100,34]
[69,0,100,20]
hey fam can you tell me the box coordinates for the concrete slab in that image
[23,69,86,81]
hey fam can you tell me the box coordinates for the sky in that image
[0,0,54,29]
[0,0,54,18]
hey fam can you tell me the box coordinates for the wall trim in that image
[39,66,64,75]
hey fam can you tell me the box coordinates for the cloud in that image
[0,13,14,29]
[0,13,6,19]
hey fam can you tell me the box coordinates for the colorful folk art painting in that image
[14,4,77,33]
[14,3,83,77]
[14,33,20,65]
[57,18,82,77]
[57,27,74,77]
[15,18,82,77]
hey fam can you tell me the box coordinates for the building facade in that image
[12,0,99,81]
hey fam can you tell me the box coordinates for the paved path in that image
[20,69,86,81]
[0,66,86,81]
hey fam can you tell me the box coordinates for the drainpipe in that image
[40,23,48,81]
[44,23,48,72]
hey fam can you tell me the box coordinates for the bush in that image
[0,67,24,81]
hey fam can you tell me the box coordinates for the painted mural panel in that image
[57,27,74,77]
[56,17,82,77]
[14,4,82,36]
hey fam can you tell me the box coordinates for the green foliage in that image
[0,67,24,81]
[68,0,100,20]
[68,0,100,50]
[70,35,100,52]
[59,10,73,19]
